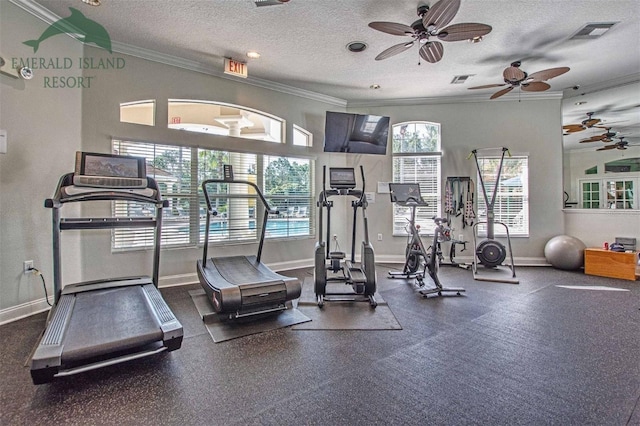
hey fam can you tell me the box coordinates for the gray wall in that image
[349,99,565,264]
[0,2,83,321]
[1,2,566,323]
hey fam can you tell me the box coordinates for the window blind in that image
[391,121,442,236]
[112,140,314,250]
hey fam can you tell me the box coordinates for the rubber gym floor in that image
[1,265,639,425]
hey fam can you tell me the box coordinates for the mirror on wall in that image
[562,79,640,209]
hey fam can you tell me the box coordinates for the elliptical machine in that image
[388,183,465,298]
[314,166,377,308]
[469,147,518,283]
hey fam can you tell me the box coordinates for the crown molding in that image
[9,0,634,110]
[9,0,348,107]
[562,73,640,100]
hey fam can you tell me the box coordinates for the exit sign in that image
[224,58,248,78]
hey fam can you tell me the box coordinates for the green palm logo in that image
[23,7,112,54]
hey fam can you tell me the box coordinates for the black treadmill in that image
[29,169,183,384]
[196,165,301,320]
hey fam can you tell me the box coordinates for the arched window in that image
[167,99,284,142]
[391,121,442,234]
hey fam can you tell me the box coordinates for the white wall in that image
[1,2,570,323]
[0,2,83,321]
[563,147,640,247]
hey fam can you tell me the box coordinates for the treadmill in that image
[196,165,301,320]
[30,165,183,384]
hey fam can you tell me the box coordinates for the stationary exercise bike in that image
[314,166,377,308]
[388,183,465,298]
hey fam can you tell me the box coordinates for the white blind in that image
[392,155,441,235]
[391,121,442,236]
[111,140,314,250]
[476,156,529,236]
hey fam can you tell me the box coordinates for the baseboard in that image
[0,256,550,324]
[0,298,51,326]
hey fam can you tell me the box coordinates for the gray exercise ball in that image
[544,235,586,270]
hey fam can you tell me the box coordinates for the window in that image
[167,99,284,142]
[391,121,441,235]
[476,155,529,237]
[292,124,312,147]
[579,178,637,209]
[111,140,314,250]
[581,181,600,208]
[606,179,634,209]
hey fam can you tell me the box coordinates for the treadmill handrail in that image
[46,172,166,303]
[200,177,276,266]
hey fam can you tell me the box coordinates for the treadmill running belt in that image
[212,256,284,286]
[62,286,163,362]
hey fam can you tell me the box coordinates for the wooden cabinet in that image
[584,248,639,281]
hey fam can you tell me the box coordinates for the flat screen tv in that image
[323,111,390,155]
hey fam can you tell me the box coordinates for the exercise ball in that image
[544,235,586,270]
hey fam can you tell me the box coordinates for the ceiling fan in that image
[578,127,617,143]
[596,137,637,151]
[563,112,603,133]
[468,61,570,99]
[368,0,492,63]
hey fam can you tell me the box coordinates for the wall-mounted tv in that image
[323,111,390,155]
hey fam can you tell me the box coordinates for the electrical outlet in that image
[23,260,34,273]
[377,233,383,241]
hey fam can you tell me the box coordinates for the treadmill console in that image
[329,167,356,189]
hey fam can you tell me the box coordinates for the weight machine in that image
[469,147,518,284]
[388,183,465,298]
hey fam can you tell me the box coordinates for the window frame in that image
[579,177,637,209]
[391,121,442,236]
[475,154,529,237]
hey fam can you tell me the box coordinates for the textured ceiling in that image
[20,0,640,149]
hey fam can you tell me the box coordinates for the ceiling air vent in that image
[451,75,473,84]
[570,22,618,39]
[254,0,289,6]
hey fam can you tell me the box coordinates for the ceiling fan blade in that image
[521,81,551,92]
[579,136,606,143]
[437,23,492,42]
[368,21,415,36]
[375,42,414,60]
[597,145,618,151]
[490,86,514,99]
[526,67,570,82]
[419,41,444,63]
[468,83,507,90]
[503,66,525,82]
[563,124,586,132]
[422,0,461,32]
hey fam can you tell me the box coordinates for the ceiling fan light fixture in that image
[370,84,381,90]
[81,0,101,5]
[469,35,483,43]
[346,41,368,53]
